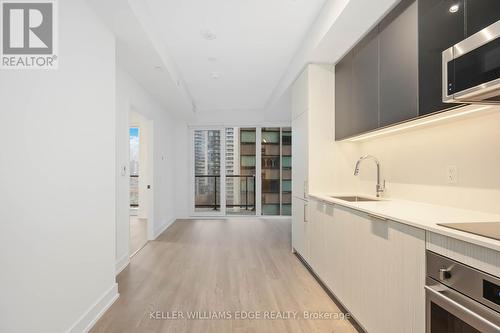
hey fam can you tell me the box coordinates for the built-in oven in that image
[442,20,500,104]
[426,251,500,333]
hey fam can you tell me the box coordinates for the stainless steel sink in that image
[330,195,380,202]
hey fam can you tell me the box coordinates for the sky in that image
[129,127,139,162]
[129,127,139,138]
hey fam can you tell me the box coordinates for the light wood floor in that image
[130,217,147,256]
[91,219,359,333]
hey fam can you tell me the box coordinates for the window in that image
[192,127,291,216]
[129,127,139,208]
[261,127,292,216]
[194,130,221,212]
[281,128,292,216]
[226,127,256,215]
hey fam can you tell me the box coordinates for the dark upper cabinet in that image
[334,0,499,140]
[351,28,380,135]
[379,0,418,126]
[418,0,465,116]
[335,51,354,140]
[466,0,500,36]
[335,29,379,140]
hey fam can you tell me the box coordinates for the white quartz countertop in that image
[309,193,500,252]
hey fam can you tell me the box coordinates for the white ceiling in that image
[143,0,327,112]
[88,0,400,123]
[87,0,197,120]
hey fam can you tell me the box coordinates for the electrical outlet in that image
[446,165,458,184]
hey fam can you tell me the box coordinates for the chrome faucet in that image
[354,155,385,197]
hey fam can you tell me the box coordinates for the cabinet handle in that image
[303,180,308,198]
[367,213,388,222]
[304,203,308,222]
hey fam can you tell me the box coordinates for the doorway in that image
[129,111,152,257]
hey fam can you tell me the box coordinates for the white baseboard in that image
[115,252,130,275]
[154,217,176,239]
[65,283,119,333]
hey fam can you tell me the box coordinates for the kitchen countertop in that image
[309,193,500,252]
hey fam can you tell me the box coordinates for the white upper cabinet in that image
[291,65,335,200]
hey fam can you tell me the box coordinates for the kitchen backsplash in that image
[331,106,500,214]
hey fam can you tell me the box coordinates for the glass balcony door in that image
[261,127,292,216]
[281,128,292,216]
[225,127,256,215]
[261,127,281,215]
[192,126,291,217]
[193,129,224,215]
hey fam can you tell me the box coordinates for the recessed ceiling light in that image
[210,72,220,79]
[449,4,459,13]
[200,29,217,40]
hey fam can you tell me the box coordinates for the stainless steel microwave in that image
[443,20,500,104]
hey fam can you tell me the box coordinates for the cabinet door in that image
[323,204,352,308]
[351,28,380,135]
[418,0,465,115]
[292,197,306,256]
[379,0,418,126]
[291,111,308,200]
[335,51,353,140]
[346,209,426,333]
[308,199,326,279]
[466,0,500,37]
[328,206,355,310]
[322,204,335,289]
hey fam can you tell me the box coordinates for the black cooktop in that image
[438,222,500,241]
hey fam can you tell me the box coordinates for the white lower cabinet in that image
[306,199,426,333]
[323,202,352,307]
[308,199,326,278]
[292,197,308,260]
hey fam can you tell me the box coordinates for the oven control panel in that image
[484,280,500,306]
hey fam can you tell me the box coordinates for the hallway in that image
[91,219,358,333]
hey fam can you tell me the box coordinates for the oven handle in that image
[425,284,500,333]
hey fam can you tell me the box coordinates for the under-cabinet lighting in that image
[346,105,492,142]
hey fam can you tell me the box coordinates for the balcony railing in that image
[195,175,256,211]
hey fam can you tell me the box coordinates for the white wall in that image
[0,1,117,332]
[115,67,181,270]
[329,107,500,214]
[173,122,191,219]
